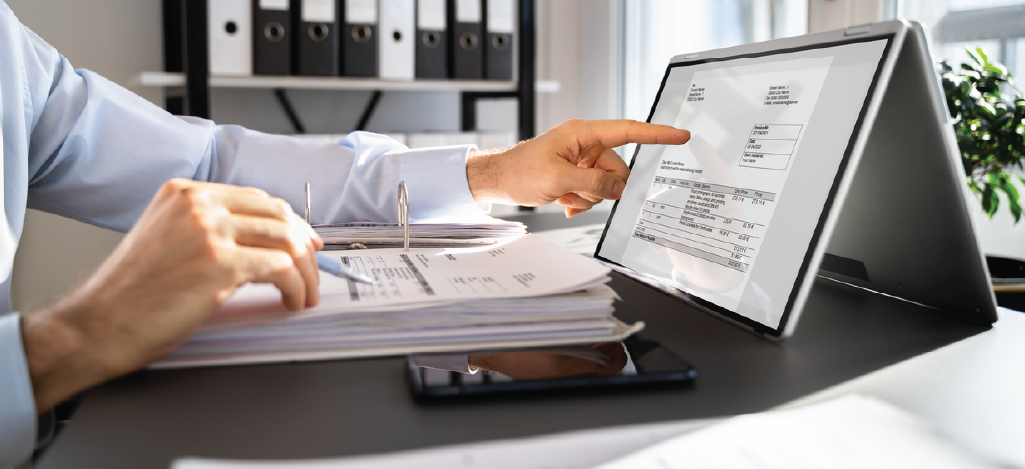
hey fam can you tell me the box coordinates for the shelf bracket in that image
[273,88,306,134]
[355,91,383,132]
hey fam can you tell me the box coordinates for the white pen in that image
[316,252,375,284]
[305,182,375,285]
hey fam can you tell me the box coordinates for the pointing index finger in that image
[586,119,692,149]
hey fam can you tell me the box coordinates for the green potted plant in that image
[940,48,1025,221]
[940,48,1025,298]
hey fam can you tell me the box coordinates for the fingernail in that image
[613,180,625,199]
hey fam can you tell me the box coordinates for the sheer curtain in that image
[891,0,1025,78]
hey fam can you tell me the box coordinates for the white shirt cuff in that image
[397,145,486,222]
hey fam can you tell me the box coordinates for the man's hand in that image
[467,119,691,217]
[20,179,323,413]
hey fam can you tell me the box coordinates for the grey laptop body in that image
[596,20,997,340]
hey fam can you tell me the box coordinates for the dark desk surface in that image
[37,212,990,468]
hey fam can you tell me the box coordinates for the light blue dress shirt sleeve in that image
[25,67,482,229]
[0,314,35,468]
[0,1,486,465]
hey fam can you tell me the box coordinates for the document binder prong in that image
[398,181,410,251]
[304,182,311,224]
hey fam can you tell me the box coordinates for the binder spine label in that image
[455,0,480,22]
[302,0,336,22]
[260,0,289,9]
[347,0,379,23]
[418,0,447,30]
[486,0,513,33]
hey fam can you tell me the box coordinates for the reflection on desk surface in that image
[472,342,629,381]
[428,343,631,383]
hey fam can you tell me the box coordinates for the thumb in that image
[559,166,627,201]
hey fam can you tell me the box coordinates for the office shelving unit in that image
[152,0,536,140]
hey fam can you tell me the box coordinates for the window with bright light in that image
[621,0,808,125]
[893,0,1025,77]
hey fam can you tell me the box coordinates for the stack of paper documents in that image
[314,220,526,248]
[155,234,642,369]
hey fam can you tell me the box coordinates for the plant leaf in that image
[966,47,984,66]
[982,183,999,217]
[993,174,1023,223]
[985,62,1009,76]
[1006,184,1023,223]
[976,47,989,65]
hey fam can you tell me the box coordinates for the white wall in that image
[6,0,621,310]
[514,0,621,216]
[535,0,620,132]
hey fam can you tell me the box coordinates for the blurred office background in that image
[9,0,1025,310]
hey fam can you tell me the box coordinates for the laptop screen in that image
[596,35,894,336]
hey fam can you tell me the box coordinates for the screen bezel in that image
[595,33,897,338]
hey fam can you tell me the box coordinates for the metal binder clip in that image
[398,181,410,252]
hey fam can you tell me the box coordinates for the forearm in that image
[466,147,507,204]
[20,295,113,414]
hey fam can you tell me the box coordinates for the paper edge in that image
[150,319,646,370]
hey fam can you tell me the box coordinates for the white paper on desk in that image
[205,234,610,329]
[594,394,997,469]
[171,418,720,469]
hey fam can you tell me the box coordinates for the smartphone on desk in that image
[406,338,697,401]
